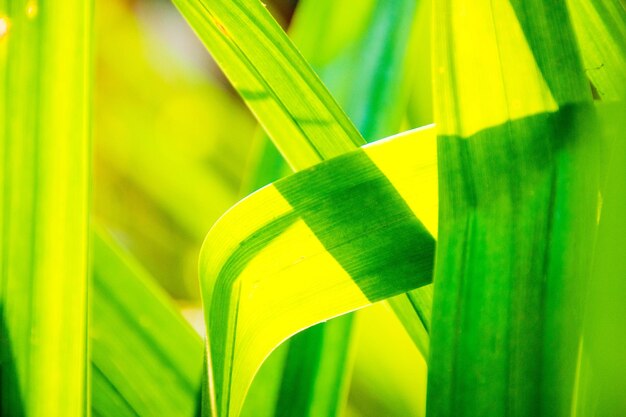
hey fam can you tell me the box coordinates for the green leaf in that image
[176,0,437,415]
[405,0,434,129]
[240,1,432,416]
[271,315,355,417]
[91,229,203,417]
[568,0,626,101]
[0,1,92,415]
[171,0,365,171]
[289,0,422,141]
[578,102,626,416]
[199,126,437,417]
[348,303,428,417]
[427,0,598,415]
[180,0,435,365]
[290,0,437,357]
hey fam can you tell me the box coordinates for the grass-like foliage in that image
[1,0,624,416]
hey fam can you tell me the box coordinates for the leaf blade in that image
[199,126,437,417]
[1,0,92,415]
[91,229,203,417]
[427,1,597,415]
[172,0,365,171]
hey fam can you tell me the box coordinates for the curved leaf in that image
[240,1,433,415]
[199,125,437,417]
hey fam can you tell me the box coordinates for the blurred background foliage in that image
[93,0,428,415]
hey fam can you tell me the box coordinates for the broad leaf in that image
[427,0,598,415]
[240,1,432,416]
[199,126,437,417]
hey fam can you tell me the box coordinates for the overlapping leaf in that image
[0,1,91,415]
[175,0,436,364]
[171,0,365,170]
[240,1,432,415]
[568,0,626,101]
[170,2,440,416]
[427,0,597,416]
[199,126,437,417]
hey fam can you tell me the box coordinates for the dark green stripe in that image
[210,147,435,414]
[509,0,590,104]
[274,323,327,417]
[0,308,25,417]
[275,150,435,302]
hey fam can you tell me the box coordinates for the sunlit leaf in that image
[172,0,365,171]
[568,0,626,100]
[239,1,433,416]
[427,1,598,416]
[199,126,437,417]
[172,1,438,416]
[291,0,437,356]
[0,1,91,415]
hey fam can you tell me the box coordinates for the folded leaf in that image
[199,125,437,417]
[173,1,438,416]
[178,0,436,365]
[241,1,432,415]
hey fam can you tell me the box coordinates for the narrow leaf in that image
[0,1,92,415]
[568,0,626,100]
[91,229,203,417]
[172,0,365,171]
